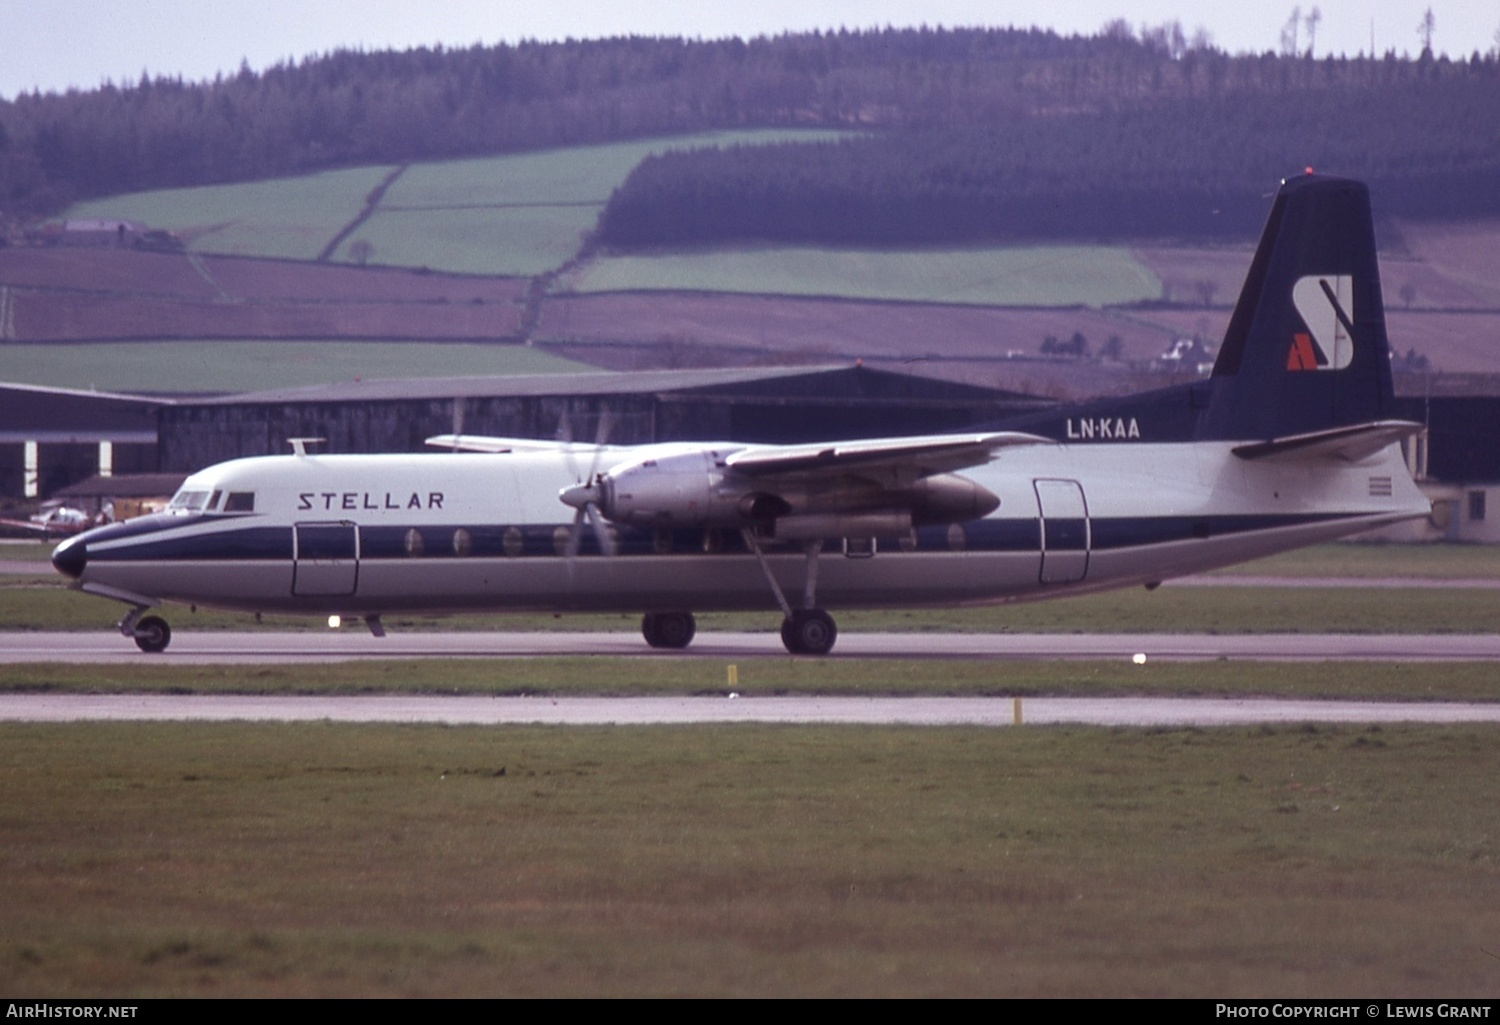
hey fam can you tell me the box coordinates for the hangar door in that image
[293,522,359,597]
[1033,479,1090,584]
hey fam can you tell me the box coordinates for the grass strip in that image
[2,721,1496,996]
[1,658,1497,701]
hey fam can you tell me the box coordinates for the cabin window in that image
[167,490,211,512]
[503,526,524,557]
[224,492,256,513]
[452,528,473,557]
[403,528,425,557]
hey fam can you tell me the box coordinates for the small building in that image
[0,384,166,500]
[1390,376,1500,543]
[27,219,149,247]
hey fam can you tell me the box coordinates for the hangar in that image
[6,364,1500,543]
[154,365,1056,472]
[0,383,164,500]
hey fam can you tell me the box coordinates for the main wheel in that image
[642,611,696,649]
[780,609,837,656]
[133,615,171,653]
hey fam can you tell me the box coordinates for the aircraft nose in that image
[51,536,87,579]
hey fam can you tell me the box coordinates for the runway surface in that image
[5,693,1500,726]
[3,629,1499,663]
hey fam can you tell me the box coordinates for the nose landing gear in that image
[119,606,172,653]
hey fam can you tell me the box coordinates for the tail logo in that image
[1287,274,1355,371]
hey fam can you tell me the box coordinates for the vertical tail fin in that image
[1198,174,1395,441]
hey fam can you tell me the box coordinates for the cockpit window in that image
[167,490,212,512]
[223,492,256,512]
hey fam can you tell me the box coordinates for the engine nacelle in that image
[908,473,1001,525]
[597,451,1000,531]
[599,450,743,527]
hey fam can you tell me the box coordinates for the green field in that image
[6,538,1499,996]
[66,130,852,275]
[564,243,1162,306]
[336,205,601,276]
[68,165,395,261]
[3,721,1497,996]
[379,131,848,210]
[0,341,588,393]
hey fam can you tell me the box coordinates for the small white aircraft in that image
[1,505,93,541]
[53,174,1430,654]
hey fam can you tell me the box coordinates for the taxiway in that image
[1,629,1498,663]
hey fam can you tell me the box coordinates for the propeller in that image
[560,477,615,557]
[558,406,617,558]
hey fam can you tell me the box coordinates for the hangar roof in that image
[0,383,166,442]
[180,364,1042,407]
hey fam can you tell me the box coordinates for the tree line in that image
[2,26,1496,242]
[598,73,1500,246]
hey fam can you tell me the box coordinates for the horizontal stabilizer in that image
[725,431,1050,478]
[1231,420,1423,463]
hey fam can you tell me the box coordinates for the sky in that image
[4,0,1497,100]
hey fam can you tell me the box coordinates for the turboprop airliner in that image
[52,174,1430,654]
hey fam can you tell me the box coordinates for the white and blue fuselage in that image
[54,438,1427,618]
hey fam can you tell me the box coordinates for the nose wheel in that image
[119,607,172,653]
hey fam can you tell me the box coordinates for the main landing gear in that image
[637,536,839,656]
[642,611,696,649]
[119,606,171,653]
[780,608,837,656]
[743,531,839,656]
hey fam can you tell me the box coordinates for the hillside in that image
[2,24,1497,399]
[4,27,1498,235]
[5,137,1496,399]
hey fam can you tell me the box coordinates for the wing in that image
[425,434,617,456]
[723,431,1051,480]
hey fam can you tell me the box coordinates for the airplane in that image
[51,174,1431,655]
[1,505,93,541]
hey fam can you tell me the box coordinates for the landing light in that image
[328,615,342,629]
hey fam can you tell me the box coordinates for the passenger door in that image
[1033,479,1090,584]
[293,522,359,597]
